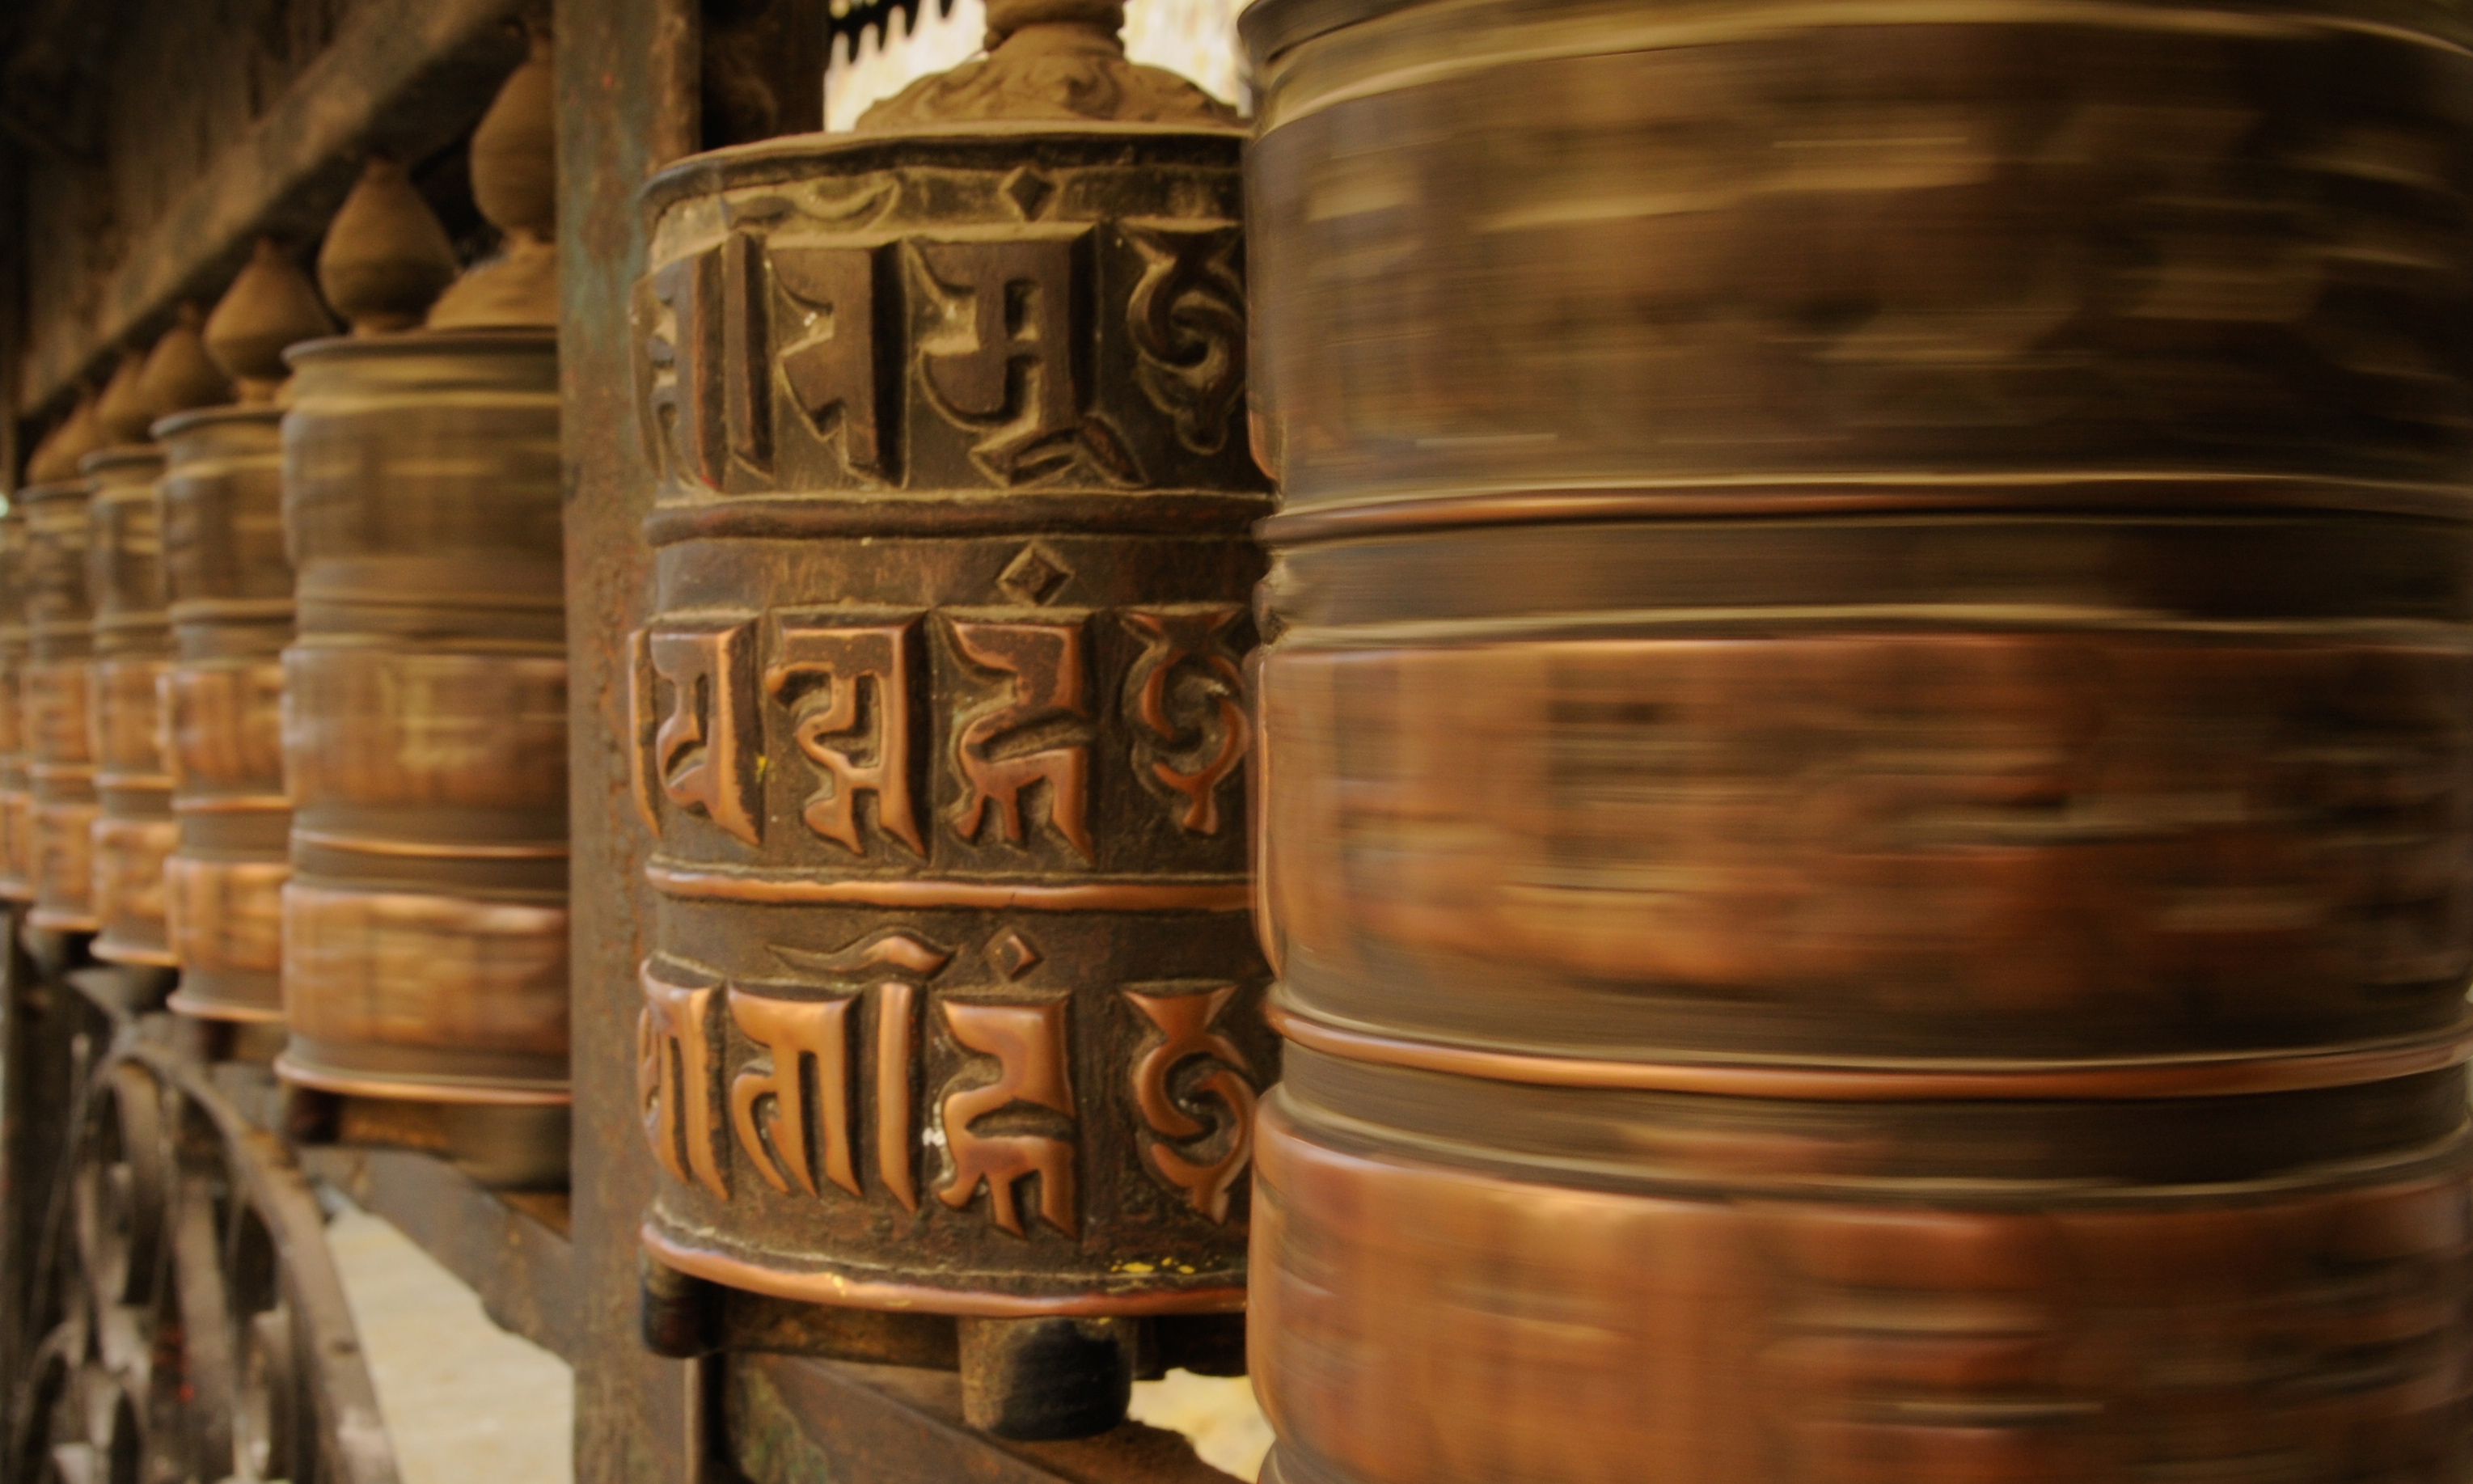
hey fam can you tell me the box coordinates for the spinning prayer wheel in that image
[0,506,31,903]
[22,395,103,936]
[632,0,1270,1428]
[159,243,332,1023]
[275,57,570,1107]
[1241,2,2473,1481]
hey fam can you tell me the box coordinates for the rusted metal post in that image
[1241,3,2473,1482]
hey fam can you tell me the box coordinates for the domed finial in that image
[92,349,155,448]
[319,156,459,335]
[207,239,340,404]
[429,24,558,330]
[26,387,100,484]
[138,305,235,425]
[856,0,1237,129]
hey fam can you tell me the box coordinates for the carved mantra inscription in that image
[639,219,1244,492]
[638,936,1258,1235]
[632,607,1246,852]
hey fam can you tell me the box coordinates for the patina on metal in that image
[632,0,1266,1436]
[1242,2,2473,1481]
[23,391,106,937]
[161,245,336,1025]
[277,57,571,1112]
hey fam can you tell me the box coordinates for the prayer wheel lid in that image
[319,156,459,336]
[1236,0,1410,67]
[430,23,558,331]
[137,304,235,420]
[91,349,154,448]
[24,388,99,485]
[203,239,339,406]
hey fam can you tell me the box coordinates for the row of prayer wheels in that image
[18,0,2473,1472]
[4,28,569,1177]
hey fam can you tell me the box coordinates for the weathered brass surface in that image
[0,509,32,902]
[82,445,176,968]
[158,408,292,1021]
[632,4,1268,1330]
[22,471,101,935]
[1242,2,2473,1481]
[276,331,569,1104]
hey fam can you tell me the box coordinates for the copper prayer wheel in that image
[21,469,100,936]
[0,506,32,903]
[158,407,290,1021]
[82,445,176,969]
[631,2,1272,1369]
[1243,2,2473,1481]
[276,332,569,1103]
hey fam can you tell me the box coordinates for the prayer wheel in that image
[22,397,103,936]
[631,1,1270,1424]
[0,506,32,903]
[1241,3,2473,1482]
[82,443,174,968]
[276,332,567,1101]
[274,77,570,1106]
[162,243,335,1025]
[158,407,291,1020]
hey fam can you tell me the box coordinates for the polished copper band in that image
[646,861,1251,912]
[1269,1001,2473,1101]
[163,989,285,1025]
[290,827,569,860]
[639,1224,1246,1318]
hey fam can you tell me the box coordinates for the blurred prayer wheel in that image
[276,331,568,1102]
[1242,3,2473,1482]
[0,505,32,903]
[82,446,175,968]
[158,408,291,1021]
[22,440,101,935]
[631,1,1270,1408]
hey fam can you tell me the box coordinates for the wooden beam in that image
[13,0,531,416]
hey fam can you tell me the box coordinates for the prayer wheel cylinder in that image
[630,112,1272,1314]
[0,507,32,902]
[21,474,99,934]
[1241,3,2473,1482]
[84,446,176,968]
[276,332,569,1103]
[158,408,290,1021]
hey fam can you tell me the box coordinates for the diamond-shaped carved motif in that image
[998,543,1072,605]
[989,929,1042,981]
[1000,167,1055,221]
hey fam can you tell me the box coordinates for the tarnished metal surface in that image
[84,445,176,970]
[631,105,1271,1322]
[0,511,32,902]
[1241,2,2473,1482]
[20,471,99,935]
[277,332,569,1105]
[158,408,291,1022]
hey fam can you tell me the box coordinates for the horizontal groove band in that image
[646,861,1250,912]
[1269,1001,2473,1101]
[273,1055,571,1106]
[291,827,569,860]
[163,989,285,1025]
[1258,476,2473,547]
[174,795,292,816]
[645,488,1274,547]
[641,1224,1245,1317]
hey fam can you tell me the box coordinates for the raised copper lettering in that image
[634,623,759,845]
[639,963,729,1200]
[728,990,859,1199]
[767,931,953,1211]
[1125,984,1256,1224]
[764,617,924,856]
[722,230,772,475]
[1122,219,1246,455]
[913,230,1136,484]
[938,997,1077,1238]
[949,617,1093,861]
[1122,606,1250,835]
[774,244,888,476]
